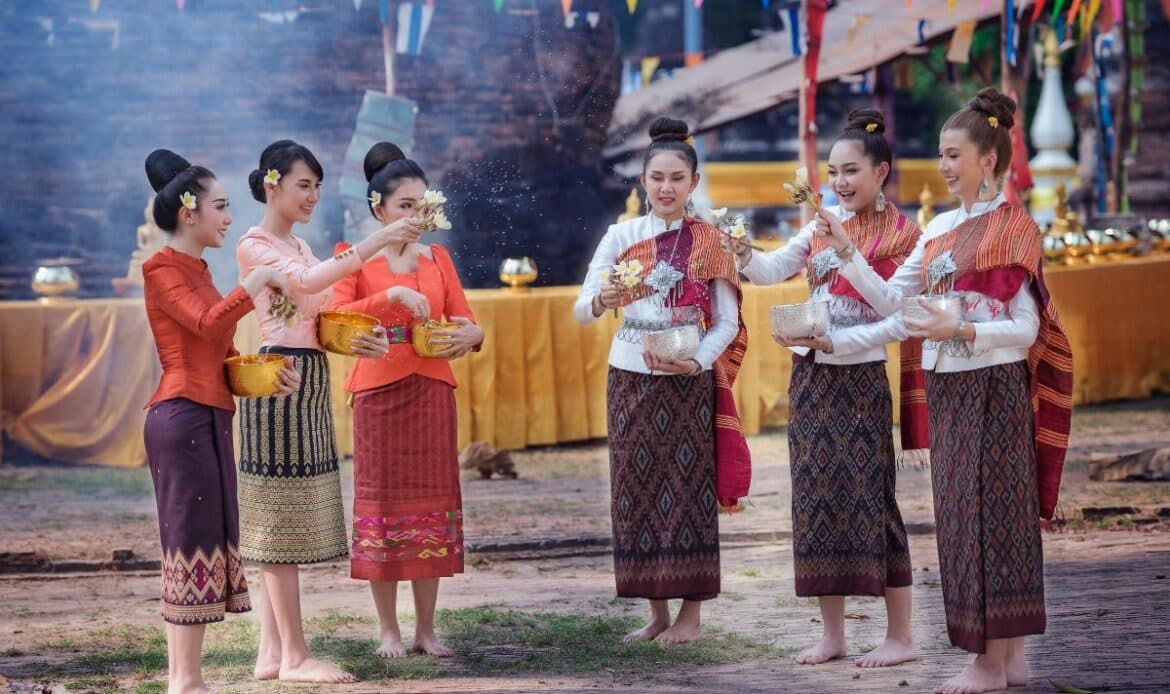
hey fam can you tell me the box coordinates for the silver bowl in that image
[769,300,829,340]
[31,258,82,300]
[901,294,963,323]
[642,324,701,362]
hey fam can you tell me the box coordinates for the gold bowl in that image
[318,310,380,356]
[499,257,538,292]
[225,354,286,398]
[412,320,459,359]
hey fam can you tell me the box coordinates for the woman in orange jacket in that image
[330,141,483,659]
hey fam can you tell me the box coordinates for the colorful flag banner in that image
[1006,0,1019,65]
[787,5,801,56]
[946,20,976,63]
[378,0,390,23]
[396,3,434,54]
[561,0,572,15]
[1033,0,1048,22]
[627,0,637,13]
[641,56,660,85]
[846,14,870,45]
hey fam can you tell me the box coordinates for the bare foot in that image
[1005,648,1030,687]
[795,637,847,665]
[934,656,1007,694]
[654,621,702,644]
[252,658,279,681]
[856,638,920,668]
[412,633,454,657]
[375,630,407,659]
[622,618,670,643]
[279,658,359,684]
[169,682,214,694]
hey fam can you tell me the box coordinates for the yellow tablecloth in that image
[4,254,1170,467]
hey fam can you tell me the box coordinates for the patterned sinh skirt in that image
[788,360,912,597]
[351,375,463,582]
[145,398,249,624]
[926,361,1046,654]
[607,367,720,602]
[237,347,348,564]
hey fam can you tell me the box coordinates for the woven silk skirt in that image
[926,361,1046,653]
[145,398,250,624]
[607,367,720,602]
[350,375,464,582]
[237,347,348,564]
[788,360,912,597]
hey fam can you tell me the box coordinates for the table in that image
[4,255,1169,467]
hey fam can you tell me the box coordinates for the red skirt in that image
[351,375,464,582]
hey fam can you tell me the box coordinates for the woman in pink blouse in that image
[236,139,422,684]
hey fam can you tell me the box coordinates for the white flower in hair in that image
[368,191,382,207]
[179,191,197,211]
[264,169,281,186]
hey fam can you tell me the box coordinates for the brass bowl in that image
[225,354,285,398]
[318,310,380,356]
[31,258,82,301]
[499,257,538,292]
[412,320,459,359]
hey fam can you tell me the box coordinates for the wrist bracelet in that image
[954,320,965,341]
[821,336,835,354]
[835,243,856,263]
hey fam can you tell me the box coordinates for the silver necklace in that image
[642,216,686,304]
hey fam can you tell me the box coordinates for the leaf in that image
[1050,681,1095,694]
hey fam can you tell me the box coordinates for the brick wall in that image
[0,0,621,299]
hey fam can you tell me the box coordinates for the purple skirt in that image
[144,398,249,624]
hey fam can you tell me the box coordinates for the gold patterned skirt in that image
[237,348,348,564]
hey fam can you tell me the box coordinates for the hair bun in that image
[145,149,191,193]
[845,108,885,134]
[363,142,407,182]
[968,87,1016,130]
[648,116,690,143]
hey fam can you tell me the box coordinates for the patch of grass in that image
[435,606,780,676]
[203,619,260,680]
[3,646,23,656]
[74,626,167,674]
[0,466,153,497]
[722,591,747,603]
[308,635,440,681]
[134,682,166,694]
[306,608,374,637]
[739,567,760,577]
[63,674,122,693]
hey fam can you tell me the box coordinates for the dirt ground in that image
[2,398,1169,693]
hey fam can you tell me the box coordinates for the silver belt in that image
[616,317,704,343]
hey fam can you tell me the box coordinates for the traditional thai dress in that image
[142,246,254,624]
[574,214,751,601]
[739,204,922,597]
[235,228,364,564]
[838,194,1073,653]
[329,243,477,582]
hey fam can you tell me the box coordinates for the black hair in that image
[144,148,215,233]
[363,141,428,218]
[248,139,325,203]
[942,87,1017,178]
[834,108,893,174]
[642,117,697,174]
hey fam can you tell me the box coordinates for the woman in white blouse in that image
[729,109,922,669]
[574,117,749,644]
[817,89,1068,694]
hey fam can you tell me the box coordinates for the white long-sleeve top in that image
[573,214,739,374]
[836,194,1040,373]
[739,205,905,365]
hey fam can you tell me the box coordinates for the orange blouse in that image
[329,243,478,392]
[143,246,254,412]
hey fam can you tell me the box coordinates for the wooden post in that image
[382,16,395,95]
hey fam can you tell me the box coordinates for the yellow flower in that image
[684,136,696,146]
[865,123,878,133]
[367,191,382,207]
[625,259,643,275]
[264,169,281,186]
[621,274,640,288]
[179,191,197,211]
[987,116,999,128]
